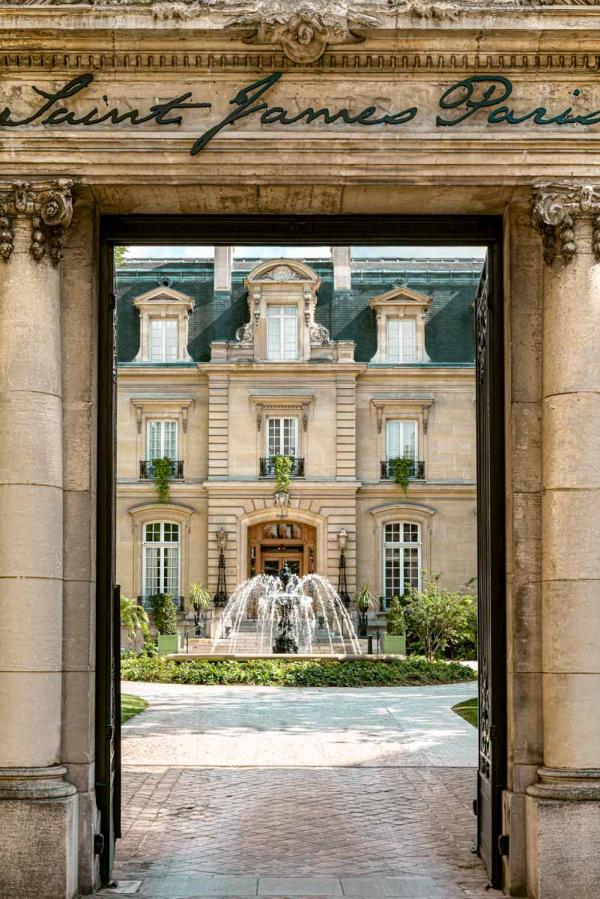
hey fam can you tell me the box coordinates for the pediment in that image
[246,258,320,286]
[133,285,195,311]
[369,285,432,311]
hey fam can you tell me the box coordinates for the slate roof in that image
[116,258,480,365]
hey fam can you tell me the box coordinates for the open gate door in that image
[96,245,121,886]
[475,250,507,888]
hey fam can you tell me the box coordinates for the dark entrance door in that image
[263,555,303,577]
[474,251,507,888]
[95,247,121,884]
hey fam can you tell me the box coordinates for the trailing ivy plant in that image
[390,456,413,495]
[271,454,294,493]
[152,456,173,503]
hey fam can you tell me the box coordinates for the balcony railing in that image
[260,457,305,478]
[138,594,184,612]
[140,460,184,479]
[380,459,425,481]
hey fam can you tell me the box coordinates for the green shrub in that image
[404,572,476,662]
[120,655,476,688]
[147,593,177,635]
[386,595,406,635]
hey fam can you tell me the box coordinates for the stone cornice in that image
[532,181,600,264]
[0,179,73,264]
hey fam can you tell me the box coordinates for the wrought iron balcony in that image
[140,460,184,479]
[380,459,425,481]
[259,457,305,478]
[138,594,184,612]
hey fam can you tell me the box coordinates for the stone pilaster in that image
[0,180,78,898]
[527,182,600,899]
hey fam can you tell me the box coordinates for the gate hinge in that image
[106,724,114,739]
[498,834,510,856]
[472,798,478,816]
[109,292,116,310]
[94,833,105,855]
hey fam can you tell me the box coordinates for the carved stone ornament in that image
[532,182,600,265]
[224,0,382,63]
[262,264,304,281]
[0,179,73,265]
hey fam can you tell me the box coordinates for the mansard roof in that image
[116,258,478,365]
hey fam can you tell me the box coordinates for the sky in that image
[123,245,487,260]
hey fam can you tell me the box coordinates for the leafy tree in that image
[404,572,475,662]
[386,595,406,635]
[120,594,150,644]
[147,593,178,635]
[114,246,127,266]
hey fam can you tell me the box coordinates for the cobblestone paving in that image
[107,683,502,899]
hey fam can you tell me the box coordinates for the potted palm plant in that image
[382,595,407,655]
[187,581,211,636]
[355,583,376,637]
[147,593,180,655]
[120,594,150,649]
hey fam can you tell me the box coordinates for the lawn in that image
[121,654,477,687]
[452,696,478,727]
[121,693,148,723]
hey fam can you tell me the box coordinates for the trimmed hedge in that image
[120,655,476,687]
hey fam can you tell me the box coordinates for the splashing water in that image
[212,571,362,655]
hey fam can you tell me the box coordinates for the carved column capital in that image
[0,178,73,265]
[532,182,600,266]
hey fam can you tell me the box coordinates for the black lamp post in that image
[213,527,229,608]
[337,528,351,608]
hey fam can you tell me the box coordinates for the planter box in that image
[157,634,181,655]
[382,633,406,655]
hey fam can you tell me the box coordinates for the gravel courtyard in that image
[106,682,502,899]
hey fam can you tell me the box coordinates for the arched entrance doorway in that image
[248,520,317,579]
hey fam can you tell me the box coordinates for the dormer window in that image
[132,284,195,363]
[267,305,298,361]
[387,319,416,364]
[369,283,432,364]
[150,318,178,363]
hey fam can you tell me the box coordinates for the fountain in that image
[212,566,362,656]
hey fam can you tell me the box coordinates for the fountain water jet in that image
[212,566,362,655]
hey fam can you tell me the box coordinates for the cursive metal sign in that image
[1,72,598,156]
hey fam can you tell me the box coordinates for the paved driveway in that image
[108,681,502,899]
[120,682,478,768]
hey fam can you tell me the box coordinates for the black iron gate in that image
[95,246,121,885]
[475,250,507,888]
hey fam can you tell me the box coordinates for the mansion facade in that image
[116,250,479,635]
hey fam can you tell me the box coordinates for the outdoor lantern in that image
[337,529,350,607]
[337,528,348,550]
[216,527,228,551]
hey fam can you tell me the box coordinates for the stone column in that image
[0,180,78,898]
[527,182,600,899]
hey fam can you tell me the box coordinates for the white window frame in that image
[386,419,418,461]
[267,416,298,457]
[142,521,181,601]
[386,318,416,363]
[149,318,179,363]
[266,305,298,361]
[146,419,178,461]
[383,521,421,602]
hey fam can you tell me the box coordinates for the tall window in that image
[267,305,298,361]
[387,319,416,363]
[386,420,417,460]
[143,522,180,599]
[383,522,421,600]
[268,417,298,457]
[147,420,178,460]
[150,318,178,363]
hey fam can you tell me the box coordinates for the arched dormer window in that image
[133,285,195,363]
